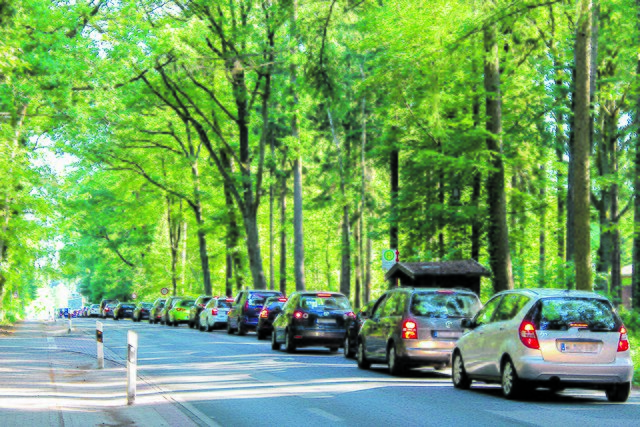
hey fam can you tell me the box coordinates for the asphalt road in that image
[72,317,639,427]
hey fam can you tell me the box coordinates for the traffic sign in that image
[131,292,138,300]
[160,287,169,295]
[382,249,399,271]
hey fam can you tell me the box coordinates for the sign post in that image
[126,330,138,405]
[382,249,399,271]
[96,321,104,369]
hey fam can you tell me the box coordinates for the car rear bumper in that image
[516,355,634,384]
[292,328,345,347]
[401,340,456,364]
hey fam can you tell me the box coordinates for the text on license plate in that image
[558,341,599,353]
[433,331,461,339]
[317,318,335,324]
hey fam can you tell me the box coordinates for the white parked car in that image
[88,304,100,317]
[452,288,634,402]
[199,297,234,331]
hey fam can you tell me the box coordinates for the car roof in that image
[395,287,478,296]
[496,288,608,299]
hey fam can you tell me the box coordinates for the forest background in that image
[1,0,640,366]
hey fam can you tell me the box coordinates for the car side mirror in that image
[461,318,475,329]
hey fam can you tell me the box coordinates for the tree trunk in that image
[484,21,514,292]
[279,163,288,296]
[354,220,361,308]
[539,166,546,287]
[190,160,212,296]
[293,156,305,291]
[390,138,399,250]
[634,0,640,308]
[573,0,593,291]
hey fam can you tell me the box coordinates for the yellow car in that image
[168,299,196,327]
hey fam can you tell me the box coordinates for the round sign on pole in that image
[131,292,138,300]
[160,287,169,295]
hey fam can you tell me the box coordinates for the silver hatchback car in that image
[357,287,481,375]
[452,288,634,402]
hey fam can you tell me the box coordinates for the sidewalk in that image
[0,320,206,427]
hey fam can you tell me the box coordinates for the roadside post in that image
[96,321,104,369]
[126,330,138,405]
[68,314,72,333]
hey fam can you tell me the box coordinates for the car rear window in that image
[179,300,195,307]
[300,295,351,311]
[122,304,136,309]
[532,297,619,331]
[410,292,480,318]
[217,300,232,308]
[142,303,153,309]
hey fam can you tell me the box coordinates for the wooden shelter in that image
[384,260,490,295]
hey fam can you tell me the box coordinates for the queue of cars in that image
[85,286,634,403]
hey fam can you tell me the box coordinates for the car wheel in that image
[328,347,339,353]
[207,323,214,332]
[149,317,153,324]
[257,329,266,340]
[199,322,206,332]
[188,321,194,329]
[114,316,119,321]
[238,321,247,336]
[344,336,355,359]
[227,321,236,335]
[452,352,471,389]
[605,382,631,403]
[388,344,406,376]
[357,341,371,370]
[501,359,524,399]
[271,331,281,351]
[285,329,296,353]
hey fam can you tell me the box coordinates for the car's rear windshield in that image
[248,293,281,306]
[532,297,619,331]
[179,300,195,307]
[142,303,153,309]
[300,295,351,311]
[217,300,232,308]
[410,292,480,318]
[121,304,135,309]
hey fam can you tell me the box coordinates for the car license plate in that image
[317,318,335,325]
[558,341,599,353]
[433,331,461,339]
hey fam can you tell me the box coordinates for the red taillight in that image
[105,308,110,312]
[519,320,540,349]
[293,310,308,320]
[226,298,234,302]
[401,320,418,340]
[260,309,269,318]
[176,308,184,312]
[618,326,630,352]
[344,311,356,319]
[244,301,249,311]
[278,298,288,302]
[211,308,218,315]
[317,293,332,298]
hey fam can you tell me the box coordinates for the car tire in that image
[257,329,266,340]
[452,352,471,389]
[285,329,296,353]
[271,331,281,351]
[114,316,119,321]
[357,341,371,370]
[207,324,214,332]
[328,347,339,353]
[199,322,206,332]
[227,321,236,335]
[605,382,631,403]
[238,321,247,336]
[501,359,524,399]
[344,336,355,359]
[388,344,406,376]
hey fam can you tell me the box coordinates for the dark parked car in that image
[133,302,153,322]
[344,299,377,358]
[189,295,213,329]
[256,296,288,340]
[357,288,481,375]
[113,303,136,320]
[99,299,119,318]
[149,298,166,324]
[103,302,118,319]
[227,290,285,335]
[271,291,354,353]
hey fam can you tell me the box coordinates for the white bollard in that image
[126,330,138,405]
[68,314,72,333]
[96,321,104,369]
